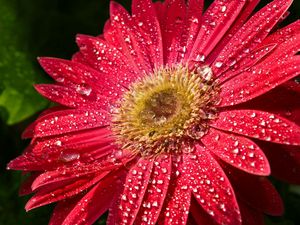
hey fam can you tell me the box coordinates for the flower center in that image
[112,65,219,157]
[140,89,180,125]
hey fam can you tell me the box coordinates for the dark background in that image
[0,0,299,224]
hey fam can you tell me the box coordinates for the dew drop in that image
[195,54,206,62]
[60,152,80,162]
[248,152,255,158]
[54,140,62,146]
[152,201,158,207]
[161,168,168,174]
[76,83,92,96]
[221,6,227,12]
[56,77,65,83]
[215,62,223,68]
[232,148,239,154]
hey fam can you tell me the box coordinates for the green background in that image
[0,0,299,224]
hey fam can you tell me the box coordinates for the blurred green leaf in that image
[0,0,49,125]
[289,185,300,196]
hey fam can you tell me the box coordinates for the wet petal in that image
[107,1,152,73]
[49,195,83,225]
[189,0,246,61]
[212,0,292,76]
[202,128,270,175]
[7,147,126,173]
[7,150,59,171]
[219,56,300,106]
[22,108,110,138]
[158,156,191,225]
[35,84,111,110]
[76,34,140,87]
[31,169,109,191]
[107,158,153,225]
[225,166,283,216]
[188,145,241,225]
[29,127,111,153]
[211,110,300,145]
[60,170,125,225]
[28,128,114,164]
[190,198,218,225]
[206,0,260,63]
[180,0,204,63]
[218,43,278,83]
[25,173,105,211]
[160,0,186,64]
[235,81,300,126]
[39,57,123,100]
[261,36,300,74]
[131,0,163,67]
[135,156,172,225]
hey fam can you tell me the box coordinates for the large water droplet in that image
[60,152,80,162]
[76,83,92,96]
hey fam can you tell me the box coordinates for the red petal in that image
[7,151,58,171]
[212,0,292,76]
[189,0,246,61]
[60,170,125,225]
[262,142,300,184]
[135,156,172,225]
[206,0,260,64]
[190,197,218,225]
[153,1,165,24]
[218,43,278,84]
[160,0,186,64]
[49,195,83,225]
[239,202,264,225]
[211,110,300,145]
[107,158,154,225]
[219,56,300,106]
[30,127,112,154]
[35,84,111,110]
[225,166,284,216]
[22,108,110,138]
[107,2,152,73]
[180,0,204,63]
[235,81,300,126]
[31,169,109,191]
[76,34,140,87]
[202,128,270,175]
[190,145,241,225]
[261,20,300,47]
[8,141,131,173]
[131,0,163,67]
[30,134,115,165]
[186,215,198,225]
[19,172,40,196]
[25,173,105,211]
[158,156,191,225]
[38,57,122,100]
[261,33,300,65]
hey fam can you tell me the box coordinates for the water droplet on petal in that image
[215,62,223,68]
[76,83,92,96]
[60,152,80,162]
[221,6,227,12]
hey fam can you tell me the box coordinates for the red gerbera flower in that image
[8,0,300,224]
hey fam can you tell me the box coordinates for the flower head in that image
[8,0,300,224]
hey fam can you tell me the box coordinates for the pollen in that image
[111,65,220,157]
